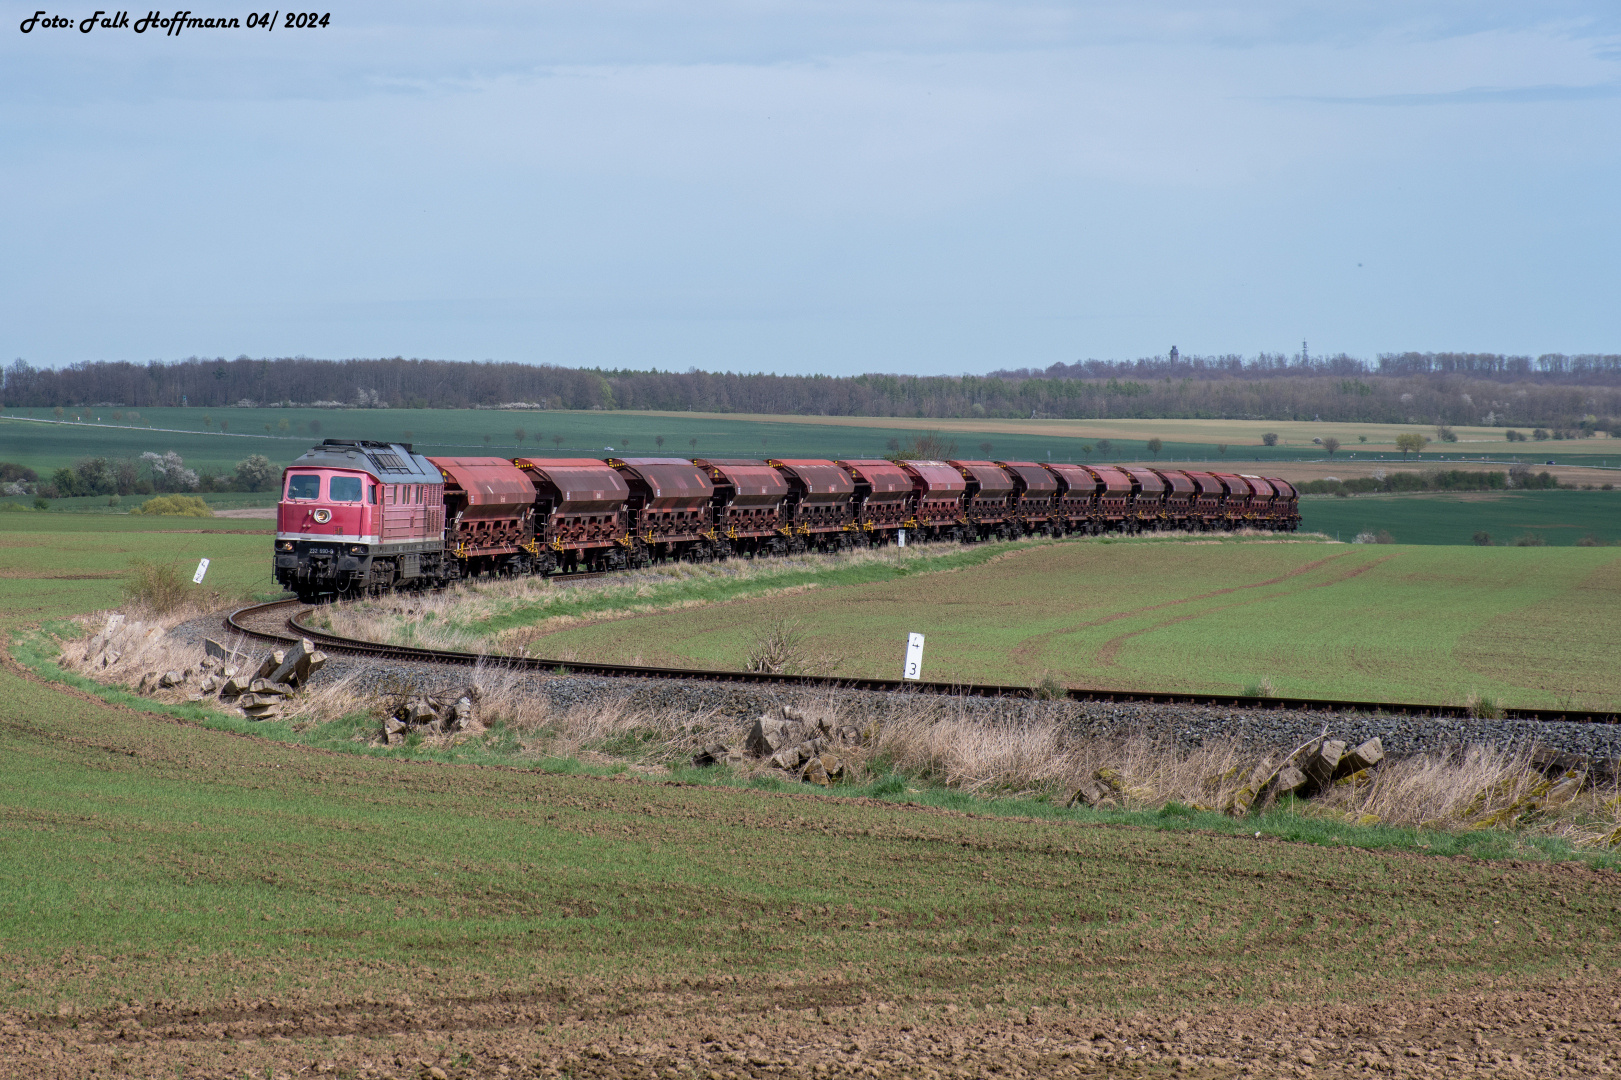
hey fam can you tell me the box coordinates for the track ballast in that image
[226,598,1621,726]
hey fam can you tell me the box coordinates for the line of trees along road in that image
[4,354,1620,431]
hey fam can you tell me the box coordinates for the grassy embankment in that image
[24,524,1619,845]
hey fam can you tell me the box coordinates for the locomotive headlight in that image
[348,544,369,555]
[313,508,332,523]
[277,540,295,552]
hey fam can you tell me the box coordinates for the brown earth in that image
[3,980,1618,1078]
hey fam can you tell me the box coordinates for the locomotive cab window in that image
[287,474,321,500]
[329,476,364,502]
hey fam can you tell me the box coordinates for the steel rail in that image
[225,598,1621,725]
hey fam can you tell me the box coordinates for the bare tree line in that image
[991,351,1621,384]
[4,354,1620,430]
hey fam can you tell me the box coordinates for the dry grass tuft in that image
[741,617,843,676]
[1320,744,1530,825]
[121,559,191,615]
[867,702,1253,803]
[119,558,241,618]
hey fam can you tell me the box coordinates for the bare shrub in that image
[122,559,190,615]
[889,430,957,461]
[744,617,804,674]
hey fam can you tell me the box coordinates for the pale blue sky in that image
[3,2,1617,375]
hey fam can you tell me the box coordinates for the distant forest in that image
[5,352,1620,430]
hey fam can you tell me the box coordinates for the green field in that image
[0,512,278,625]
[4,508,1621,1076]
[1302,489,1621,546]
[501,537,1621,710]
[8,409,1619,483]
[6,654,1617,1076]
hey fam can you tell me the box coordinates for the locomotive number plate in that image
[307,547,334,555]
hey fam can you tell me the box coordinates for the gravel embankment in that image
[179,613,1621,762]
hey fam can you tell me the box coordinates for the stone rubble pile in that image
[137,634,326,722]
[381,688,482,744]
[1219,735,1388,816]
[81,613,165,671]
[692,704,869,786]
[1067,735,1388,816]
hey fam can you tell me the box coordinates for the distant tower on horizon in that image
[1301,340,1309,363]
[1169,345,1179,363]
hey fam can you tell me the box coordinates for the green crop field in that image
[5,656,1618,1077]
[1301,489,1621,546]
[7,409,1619,484]
[0,513,278,625]
[505,537,1621,711]
[3,514,1620,1076]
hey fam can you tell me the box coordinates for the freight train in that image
[273,440,1299,601]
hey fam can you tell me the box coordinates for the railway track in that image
[225,597,1621,725]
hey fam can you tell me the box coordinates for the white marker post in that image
[192,557,210,584]
[903,632,924,680]
[897,528,906,547]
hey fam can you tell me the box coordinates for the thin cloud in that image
[1289,81,1621,106]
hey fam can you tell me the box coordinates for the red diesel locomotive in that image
[274,440,1299,600]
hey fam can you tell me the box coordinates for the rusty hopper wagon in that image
[897,459,970,540]
[769,459,857,550]
[515,458,632,573]
[838,459,914,542]
[695,458,791,557]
